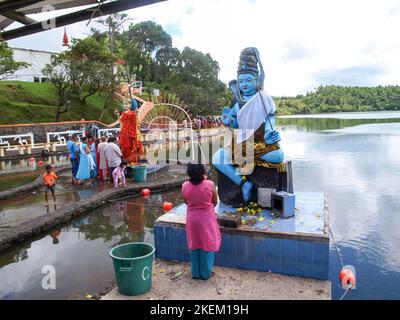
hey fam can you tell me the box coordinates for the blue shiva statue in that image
[212,47,284,204]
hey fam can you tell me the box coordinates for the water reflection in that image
[277,114,400,131]
[1,112,400,299]
[0,155,70,175]
[0,190,182,299]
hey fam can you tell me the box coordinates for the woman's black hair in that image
[120,160,128,167]
[187,163,205,185]
[81,136,88,142]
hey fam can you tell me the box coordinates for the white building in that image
[7,47,58,82]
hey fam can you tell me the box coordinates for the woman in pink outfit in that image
[182,163,221,280]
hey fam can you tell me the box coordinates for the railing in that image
[0,133,35,150]
[46,130,85,146]
[98,128,120,138]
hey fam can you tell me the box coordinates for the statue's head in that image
[236,47,264,98]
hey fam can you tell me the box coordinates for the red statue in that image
[118,106,143,164]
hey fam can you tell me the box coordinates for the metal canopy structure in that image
[0,0,166,41]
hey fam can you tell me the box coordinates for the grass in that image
[0,81,118,125]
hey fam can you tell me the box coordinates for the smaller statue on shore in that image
[116,97,143,164]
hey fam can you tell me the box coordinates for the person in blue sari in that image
[90,138,99,179]
[76,136,94,182]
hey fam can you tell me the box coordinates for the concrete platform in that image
[102,259,331,300]
[154,192,330,280]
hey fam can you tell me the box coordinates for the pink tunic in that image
[112,166,126,188]
[182,180,221,252]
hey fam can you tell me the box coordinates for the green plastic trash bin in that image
[109,242,155,296]
[132,165,147,182]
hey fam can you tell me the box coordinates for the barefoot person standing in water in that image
[182,163,221,280]
[43,165,57,206]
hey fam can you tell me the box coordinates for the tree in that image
[42,54,73,122]
[170,47,226,115]
[178,47,220,87]
[65,37,115,105]
[155,46,180,83]
[0,42,30,80]
[43,36,119,121]
[123,21,172,82]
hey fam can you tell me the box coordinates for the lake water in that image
[0,111,399,300]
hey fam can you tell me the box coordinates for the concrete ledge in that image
[0,165,71,200]
[102,259,331,300]
[154,192,330,280]
[0,177,187,253]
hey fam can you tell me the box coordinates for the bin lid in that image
[109,242,155,261]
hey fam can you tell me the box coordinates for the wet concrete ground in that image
[102,259,331,300]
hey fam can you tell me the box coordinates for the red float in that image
[141,188,150,197]
[162,202,174,212]
[38,160,44,167]
[339,267,356,289]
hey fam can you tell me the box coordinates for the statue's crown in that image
[237,47,260,76]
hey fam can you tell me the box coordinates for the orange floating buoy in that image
[339,267,356,289]
[38,160,44,167]
[141,188,150,197]
[162,202,174,212]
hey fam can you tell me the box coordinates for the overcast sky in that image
[7,0,400,96]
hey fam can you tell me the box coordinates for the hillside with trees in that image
[0,15,399,124]
[275,85,400,115]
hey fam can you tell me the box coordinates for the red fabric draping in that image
[118,110,143,164]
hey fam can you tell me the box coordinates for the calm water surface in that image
[0,111,399,300]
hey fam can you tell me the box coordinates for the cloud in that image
[313,65,386,87]
[389,3,400,16]
[5,0,400,95]
[282,43,313,62]
[164,22,183,37]
[186,6,194,15]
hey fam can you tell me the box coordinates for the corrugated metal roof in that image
[0,0,99,29]
[0,0,166,40]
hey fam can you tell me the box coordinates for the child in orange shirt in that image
[43,165,57,206]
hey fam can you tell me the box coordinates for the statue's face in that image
[238,73,257,96]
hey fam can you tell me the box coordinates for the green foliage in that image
[6,18,400,124]
[43,36,118,121]
[275,85,400,115]
[0,81,116,124]
[0,42,30,80]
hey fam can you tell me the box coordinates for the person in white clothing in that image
[106,137,122,184]
[97,136,109,181]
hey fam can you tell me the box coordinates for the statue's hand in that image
[264,130,281,145]
[221,107,232,126]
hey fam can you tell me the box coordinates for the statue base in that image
[217,165,289,206]
[154,191,330,280]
